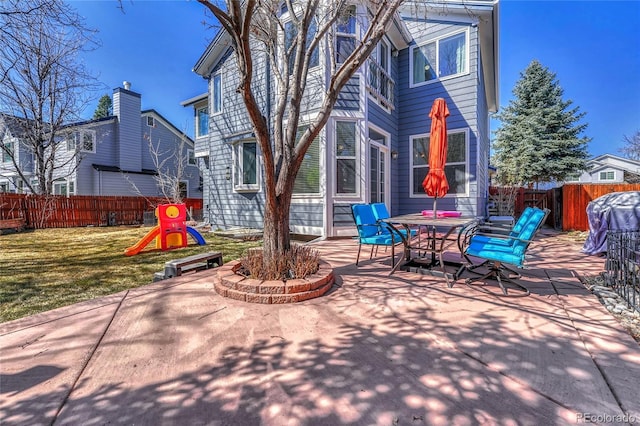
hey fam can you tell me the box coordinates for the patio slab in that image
[1,230,639,425]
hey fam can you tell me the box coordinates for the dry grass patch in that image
[0,226,261,322]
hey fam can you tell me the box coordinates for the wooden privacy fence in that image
[489,187,557,227]
[561,183,640,231]
[0,194,203,229]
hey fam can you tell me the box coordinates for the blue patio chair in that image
[351,204,404,272]
[463,207,550,296]
[371,203,418,239]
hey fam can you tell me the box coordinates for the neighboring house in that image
[568,154,640,184]
[0,115,37,194]
[183,1,498,237]
[0,83,201,198]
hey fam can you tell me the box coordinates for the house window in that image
[77,131,96,153]
[335,121,357,195]
[30,178,39,193]
[2,142,13,163]
[16,179,23,194]
[336,5,356,63]
[147,116,155,127]
[53,179,68,196]
[410,129,468,196]
[197,106,209,137]
[293,126,320,195]
[212,73,222,115]
[0,182,9,192]
[233,140,260,191]
[284,19,319,75]
[368,38,392,105]
[187,149,196,166]
[599,171,615,181]
[178,181,188,199]
[411,29,468,87]
[67,137,75,151]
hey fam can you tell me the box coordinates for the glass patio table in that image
[382,214,478,286]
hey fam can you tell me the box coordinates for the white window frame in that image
[187,149,197,166]
[196,105,209,137]
[212,72,222,115]
[599,170,615,181]
[335,4,357,64]
[409,28,470,88]
[368,37,393,112]
[2,141,13,163]
[334,119,359,197]
[147,116,155,127]
[232,139,261,192]
[409,128,469,198]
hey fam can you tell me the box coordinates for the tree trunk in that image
[262,190,292,263]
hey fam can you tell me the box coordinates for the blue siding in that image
[396,21,482,217]
[336,76,360,110]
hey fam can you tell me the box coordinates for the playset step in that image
[155,251,224,281]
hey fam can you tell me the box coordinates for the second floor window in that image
[2,142,13,163]
[336,5,356,63]
[411,30,468,87]
[212,73,222,114]
[284,19,319,75]
[77,131,96,153]
[197,106,209,137]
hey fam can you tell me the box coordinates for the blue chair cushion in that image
[466,240,525,267]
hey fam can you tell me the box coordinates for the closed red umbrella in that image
[422,98,450,218]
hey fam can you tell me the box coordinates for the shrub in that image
[239,244,320,281]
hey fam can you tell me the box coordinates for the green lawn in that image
[0,226,261,322]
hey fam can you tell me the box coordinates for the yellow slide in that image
[124,226,160,256]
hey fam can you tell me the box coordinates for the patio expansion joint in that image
[50,290,130,424]
[546,271,629,416]
[383,300,576,413]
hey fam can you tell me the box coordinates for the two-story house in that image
[1,83,202,198]
[184,1,498,237]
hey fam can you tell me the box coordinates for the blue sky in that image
[72,0,640,158]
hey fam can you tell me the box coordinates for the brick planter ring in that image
[214,259,334,304]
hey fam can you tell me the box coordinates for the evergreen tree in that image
[93,94,112,119]
[492,60,590,187]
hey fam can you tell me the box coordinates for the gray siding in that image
[114,88,142,172]
[97,172,158,196]
[204,47,267,230]
[74,122,117,195]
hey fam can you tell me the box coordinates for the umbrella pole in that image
[433,196,437,218]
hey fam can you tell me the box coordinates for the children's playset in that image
[124,203,206,256]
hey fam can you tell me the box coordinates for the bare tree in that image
[0,0,100,194]
[619,130,640,161]
[124,130,195,213]
[196,0,405,263]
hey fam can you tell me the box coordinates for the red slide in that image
[124,226,160,256]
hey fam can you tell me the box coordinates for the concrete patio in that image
[1,229,639,425]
